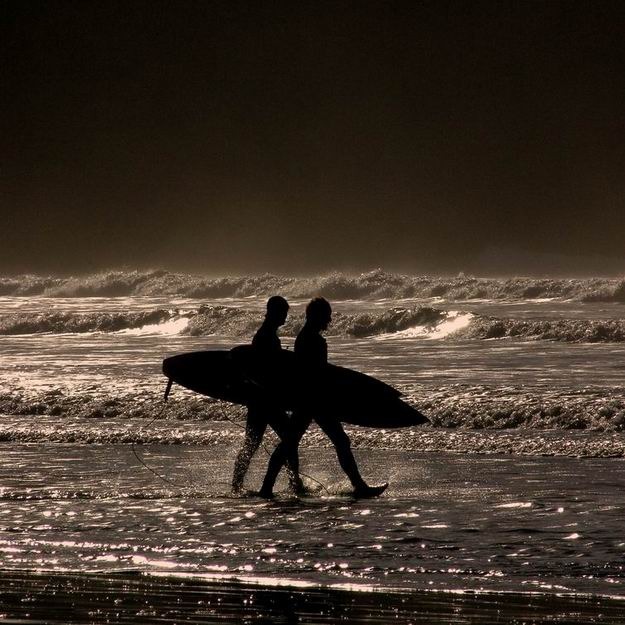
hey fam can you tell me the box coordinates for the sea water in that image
[1,270,625,618]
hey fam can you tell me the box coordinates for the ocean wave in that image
[0,305,448,338]
[382,311,474,339]
[185,305,447,338]
[0,309,179,335]
[2,303,625,344]
[455,317,625,343]
[116,316,190,336]
[2,269,625,301]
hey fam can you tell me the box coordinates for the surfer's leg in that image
[259,415,312,498]
[231,408,268,493]
[316,418,389,497]
[258,444,286,498]
[268,412,305,493]
[316,418,367,489]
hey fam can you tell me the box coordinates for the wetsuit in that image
[259,323,369,495]
[231,322,301,492]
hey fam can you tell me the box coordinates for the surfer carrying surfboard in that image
[258,297,388,499]
[231,296,305,494]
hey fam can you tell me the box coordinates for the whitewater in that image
[2,269,625,622]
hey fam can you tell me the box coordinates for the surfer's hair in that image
[266,295,289,314]
[306,297,331,321]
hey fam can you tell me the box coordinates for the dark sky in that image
[2,0,625,275]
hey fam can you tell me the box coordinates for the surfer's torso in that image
[294,324,327,367]
[252,322,282,352]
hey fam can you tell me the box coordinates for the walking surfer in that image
[231,296,304,495]
[259,297,388,499]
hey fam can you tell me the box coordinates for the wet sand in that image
[1,570,625,624]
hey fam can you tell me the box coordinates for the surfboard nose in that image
[163,353,197,378]
[162,354,181,378]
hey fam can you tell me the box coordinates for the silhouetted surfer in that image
[259,297,388,498]
[231,296,304,494]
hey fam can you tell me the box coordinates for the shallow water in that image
[1,443,625,600]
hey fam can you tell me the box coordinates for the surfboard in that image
[162,351,264,406]
[162,347,428,428]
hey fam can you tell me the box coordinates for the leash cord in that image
[131,394,180,488]
[134,380,329,494]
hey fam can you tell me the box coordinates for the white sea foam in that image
[425,312,474,339]
[116,316,190,336]
[378,311,474,340]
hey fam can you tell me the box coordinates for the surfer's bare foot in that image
[353,482,388,498]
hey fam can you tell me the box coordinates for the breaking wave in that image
[3,304,625,344]
[2,269,625,302]
[454,317,625,343]
[0,305,450,338]
[0,309,183,335]
[186,305,448,338]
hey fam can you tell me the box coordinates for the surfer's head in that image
[266,295,289,326]
[305,297,332,331]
